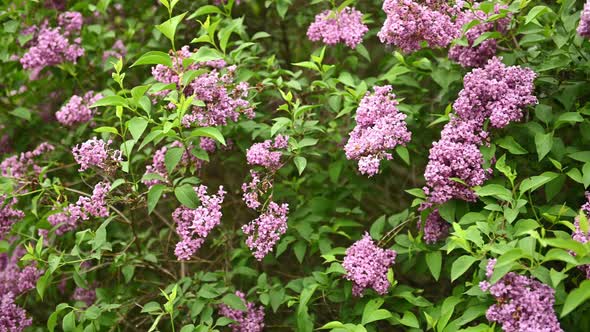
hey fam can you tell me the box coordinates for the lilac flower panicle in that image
[242,170,263,210]
[419,209,450,244]
[56,91,103,126]
[378,0,458,53]
[143,141,203,188]
[0,143,54,186]
[72,286,96,307]
[72,137,122,172]
[578,1,590,37]
[307,7,368,48]
[342,233,397,296]
[218,291,265,332]
[0,293,32,332]
[246,135,289,170]
[453,57,537,129]
[0,196,25,240]
[173,185,226,260]
[571,193,590,278]
[242,202,289,261]
[0,246,41,296]
[102,39,127,62]
[481,271,562,332]
[58,11,83,35]
[344,85,411,177]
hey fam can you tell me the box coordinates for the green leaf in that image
[164,147,184,174]
[399,311,420,328]
[425,251,442,281]
[189,47,224,63]
[90,95,127,108]
[221,293,247,312]
[131,51,173,67]
[188,5,222,19]
[271,117,291,136]
[94,126,119,135]
[36,271,51,299]
[451,255,478,282]
[535,132,553,161]
[156,12,187,43]
[294,156,307,175]
[519,172,559,194]
[10,107,31,121]
[561,280,590,317]
[148,184,166,214]
[525,5,552,24]
[122,265,135,283]
[127,117,148,141]
[190,127,226,145]
[496,136,527,155]
[475,184,512,201]
[174,184,200,209]
[396,146,410,165]
[62,311,76,332]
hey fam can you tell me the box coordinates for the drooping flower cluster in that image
[479,260,563,332]
[419,209,450,244]
[142,141,202,188]
[20,12,85,79]
[306,7,368,48]
[151,46,254,127]
[378,0,458,53]
[0,293,32,332]
[344,85,411,177]
[45,181,111,235]
[56,91,103,126]
[241,170,264,210]
[102,39,127,62]
[72,137,122,172]
[423,57,536,206]
[72,286,97,307]
[571,193,590,278]
[246,135,289,170]
[449,5,511,68]
[218,291,265,332]
[0,196,24,240]
[173,185,226,260]
[343,233,397,296]
[242,202,289,261]
[0,142,54,183]
[578,0,590,37]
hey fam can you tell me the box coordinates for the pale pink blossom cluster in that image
[0,142,54,180]
[218,291,265,332]
[246,134,289,170]
[173,185,226,260]
[56,91,103,126]
[571,193,590,278]
[242,202,289,261]
[344,85,411,177]
[578,0,590,37]
[72,137,122,172]
[342,233,397,296]
[306,7,368,48]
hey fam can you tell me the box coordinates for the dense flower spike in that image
[151,46,253,127]
[0,293,32,332]
[20,13,85,78]
[0,142,54,180]
[453,57,538,128]
[571,193,590,278]
[173,185,226,260]
[378,0,458,53]
[102,39,127,62]
[419,209,450,244]
[242,202,289,261]
[344,86,411,176]
[246,135,289,170]
[72,137,122,172]
[241,170,263,209]
[578,1,590,37]
[480,268,563,332]
[56,91,103,126]
[0,246,41,296]
[72,286,96,307]
[0,196,25,240]
[306,7,368,48]
[449,5,511,67]
[218,291,265,332]
[343,233,397,296]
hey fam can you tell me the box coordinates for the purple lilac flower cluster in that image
[423,57,536,206]
[151,46,254,127]
[142,141,202,188]
[344,85,411,177]
[306,7,368,48]
[571,193,590,278]
[0,143,54,187]
[20,12,85,79]
[72,286,97,307]
[102,39,127,62]
[246,134,289,171]
[0,293,32,332]
[45,181,111,235]
[173,185,226,260]
[342,233,397,296]
[56,91,103,126]
[419,209,450,244]
[218,291,265,332]
[0,196,25,240]
[72,137,122,172]
[578,1,590,37]
[479,259,563,332]
[378,0,458,53]
[242,202,289,261]
[449,5,511,67]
